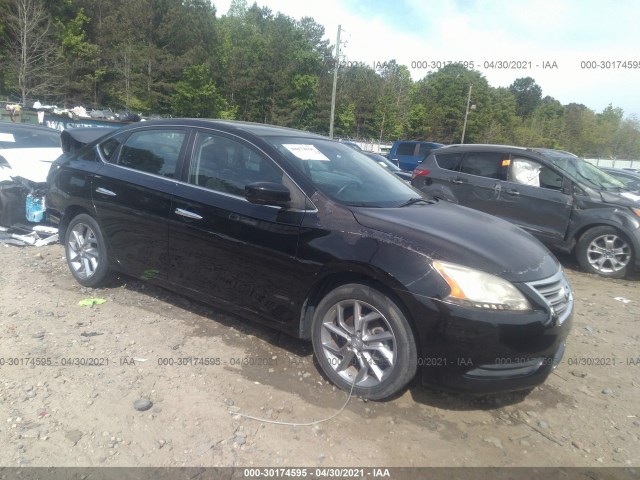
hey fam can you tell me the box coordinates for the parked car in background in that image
[362,151,413,182]
[412,144,640,278]
[0,123,62,226]
[600,167,640,191]
[339,140,363,151]
[340,141,413,182]
[47,120,572,399]
[388,140,444,172]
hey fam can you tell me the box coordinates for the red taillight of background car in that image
[412,168,430,180]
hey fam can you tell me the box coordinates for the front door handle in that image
[95,187,116,197]
[451,178,465,184]
[506,189,520,196]
[175,208,203,220]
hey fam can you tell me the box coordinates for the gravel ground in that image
[0,243,639,468]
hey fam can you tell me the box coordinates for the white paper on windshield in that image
[283,144,329,161]
[0,133,16,142]
[621,192,640,202]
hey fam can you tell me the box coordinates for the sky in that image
[213,0,640,118]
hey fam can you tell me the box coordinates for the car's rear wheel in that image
[576,226,634,278]
[64,213,111,287]
[311,283,417,400]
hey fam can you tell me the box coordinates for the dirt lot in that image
[0,242,639,468]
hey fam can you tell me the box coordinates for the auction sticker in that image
[283,144,329,161]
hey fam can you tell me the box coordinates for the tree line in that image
[1,0,639,159]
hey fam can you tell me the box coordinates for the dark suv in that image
[412,144,640,278]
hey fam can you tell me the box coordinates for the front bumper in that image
[403,269,573,394]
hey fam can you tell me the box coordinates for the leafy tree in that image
[372,60,412,141]
[484,87,518,144]
[1,0,639,160]
[335,102,356,136]
[508,77,542,118]
[56,7,100,105]
[335,64,383,138]
[410,64,492,143]
[171,63,234,118]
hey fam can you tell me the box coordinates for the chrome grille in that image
[527,269,572,325]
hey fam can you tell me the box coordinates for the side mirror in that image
[245,182,291,207]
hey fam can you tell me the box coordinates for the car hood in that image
[0,147,62,183]
[352,200,559,283]
[600,189,640,207]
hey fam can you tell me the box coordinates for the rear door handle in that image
[95,187,116,197]
[451,178,465,184]
[175,208,203,220]
[506,189,520,196]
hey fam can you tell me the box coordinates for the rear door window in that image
[435,152,463,171]
[460,152,508,180]
[118,129,187,177]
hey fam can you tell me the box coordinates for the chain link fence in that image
[584,158,639,169]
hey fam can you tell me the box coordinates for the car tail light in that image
[412,168,430,180]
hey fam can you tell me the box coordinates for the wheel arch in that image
[570,221,636,256]
[297,268,419,348]
[59,205,94,241]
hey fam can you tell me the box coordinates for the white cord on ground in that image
[227,378,357,426]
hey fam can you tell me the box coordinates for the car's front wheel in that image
[311,283,417,400]
[576,226,634,278]
[64,213,111,287]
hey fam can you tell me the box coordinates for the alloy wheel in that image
[319,299,397,388]
[586,233,631,274]
[67,223,100,280]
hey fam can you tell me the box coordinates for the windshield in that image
[0,127,60,149]
[538,150,627,192]
[265,136,419,207]
[365,153,401,172]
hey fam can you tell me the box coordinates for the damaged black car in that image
[46,120,572,400]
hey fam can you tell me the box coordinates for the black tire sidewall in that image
[576,226,633,279]
[64,213,111,287]
[311,283,417,400]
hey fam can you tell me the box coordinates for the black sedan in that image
[46,119,572,400]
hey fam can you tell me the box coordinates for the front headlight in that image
[433,260,532,311]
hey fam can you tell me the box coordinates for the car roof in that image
[124,119,326,140]
[393,140,443,146]
[435,144,579,159]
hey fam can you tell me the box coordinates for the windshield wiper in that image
[397,197,431,207]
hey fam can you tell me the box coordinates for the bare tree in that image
[5,0,60,104]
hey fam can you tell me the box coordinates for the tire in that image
[311,283,417,400]
[64,213,112,287]
[576,226,634,278]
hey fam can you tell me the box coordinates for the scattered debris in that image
[78,298,107,307]
[613,297,631,304]
[133,399,153,411]
[0,225,59,247]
